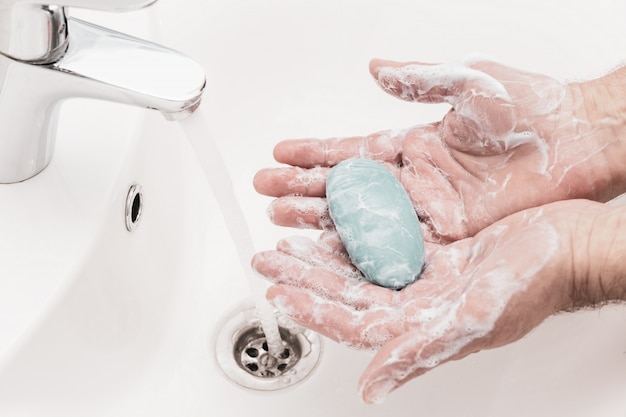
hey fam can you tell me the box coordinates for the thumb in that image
[358,323,479,404]
[357,328,432,405]
[369,58,510,106]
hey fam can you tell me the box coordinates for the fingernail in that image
[266,291,295,317]
[250,251,263,269]
[360,377,397,405]
[277,235,315,256]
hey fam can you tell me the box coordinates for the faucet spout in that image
[59,19,206,120]
[0,12,206,183]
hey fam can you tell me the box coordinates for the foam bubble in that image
[270,295,297,317]
[286,167,327,191]
[376,62,511,105]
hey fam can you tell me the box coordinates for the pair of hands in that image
[252,57,626,403]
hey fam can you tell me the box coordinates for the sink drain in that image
[215,305,322,391]
[235,326,300,378]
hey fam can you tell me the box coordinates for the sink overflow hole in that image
[131,193,141,222]
[125,184,143,232]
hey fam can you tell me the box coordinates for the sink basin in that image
[1,1,625,416]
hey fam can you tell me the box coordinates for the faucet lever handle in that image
[0,0,158,63]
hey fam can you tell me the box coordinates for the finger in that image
[253,249,398,310]
[264,156,405,230]
[273,129,404,168]
[276,235,361,280]
[404,160,469,243]
[399,124,470,242]
[266,284,402,349]
[253,250,352,294]
[266,284,362,347]
[257,159,404,198]
[369,58,510,106]
[317,230,349,256]
[358,324,479,404]
[253,166,329,197]
[266,197,333,230]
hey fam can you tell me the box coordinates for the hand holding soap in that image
[326,158,425,289]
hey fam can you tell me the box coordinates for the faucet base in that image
[0,17,205,184]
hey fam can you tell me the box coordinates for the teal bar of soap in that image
[326,158,425,289]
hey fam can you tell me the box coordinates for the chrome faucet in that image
[0,1,206,183]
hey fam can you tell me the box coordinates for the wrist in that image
[578,66,626,122]
[570,67,626,201]
[568,202,626,309]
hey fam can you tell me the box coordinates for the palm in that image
[252,200,587,404]
[254,59,611,242]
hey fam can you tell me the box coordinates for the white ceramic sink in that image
[1,1,625,416]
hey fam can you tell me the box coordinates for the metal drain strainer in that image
[215,304,323,391]
[235,326,300,378]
